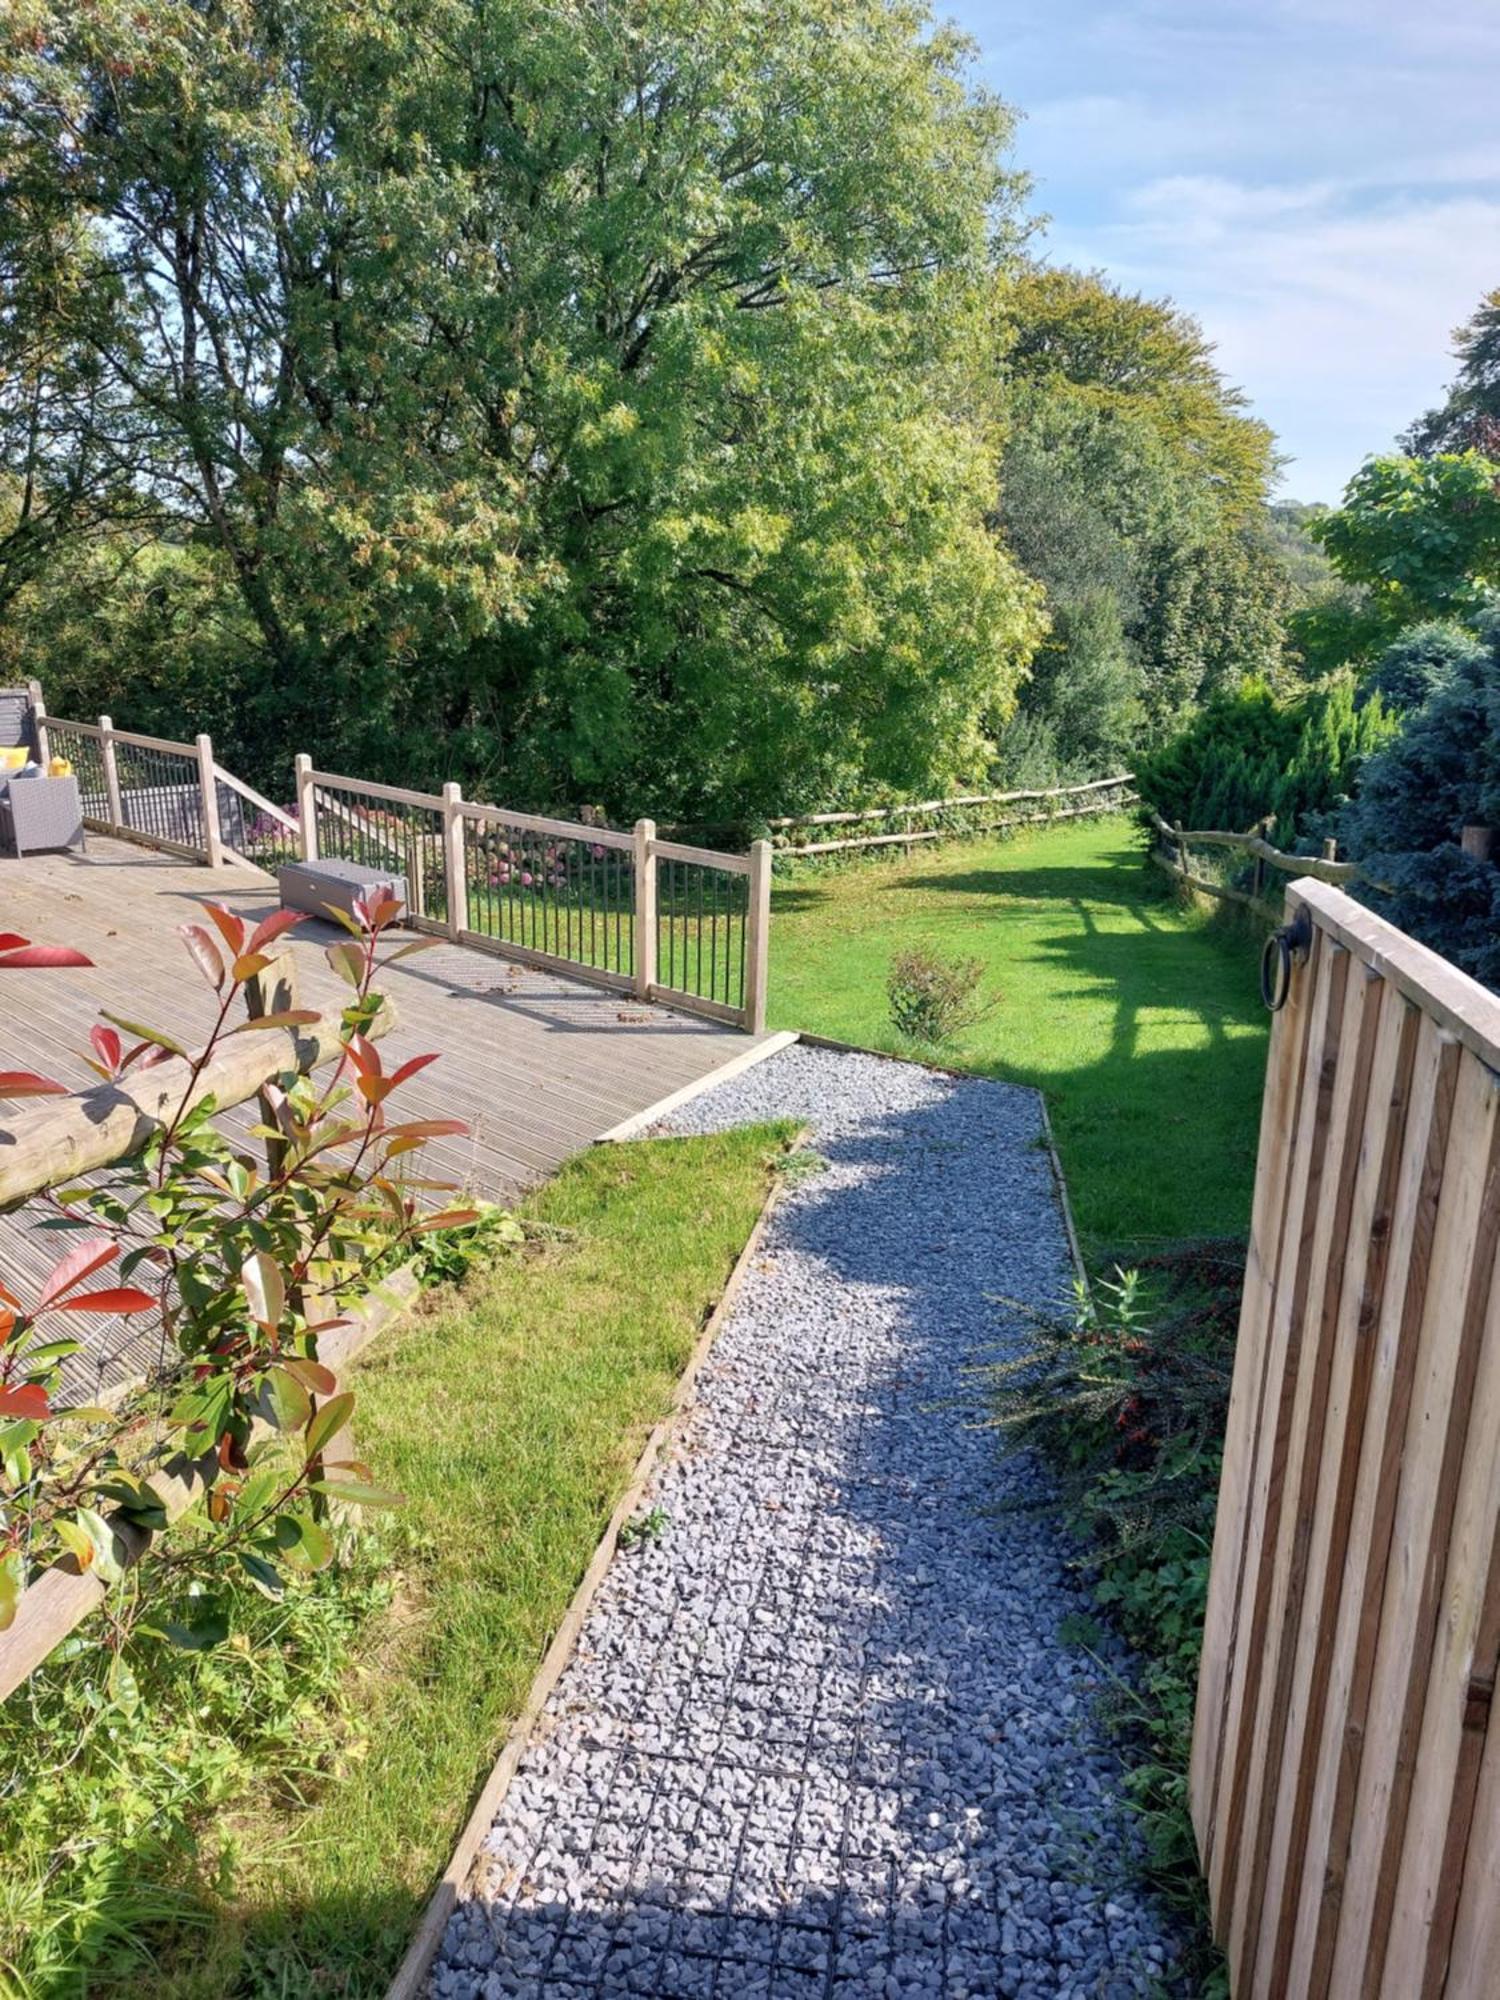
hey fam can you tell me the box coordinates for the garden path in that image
[430,1046,1186,1999]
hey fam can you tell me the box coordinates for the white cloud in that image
[957,0,1500,498]
[1044,181,1500,498]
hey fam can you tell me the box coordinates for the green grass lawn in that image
[1,1126,791,2000]
[770,815,1269,1259]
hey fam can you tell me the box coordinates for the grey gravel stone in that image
[429,1046,1188,1997]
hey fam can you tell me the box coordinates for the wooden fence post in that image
[195,732,224,868]
[405,822,427,921]
[633,818,657,1000]
[27,679,49,767]
[744,838,771,1035]
[442,782,467,940]
[295,754,317,862]
[98,715,123,831]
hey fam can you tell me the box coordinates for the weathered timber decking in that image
[1,839,772,1400]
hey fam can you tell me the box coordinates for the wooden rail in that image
[1190,879,1500,1997]
[300,762,771,1033]
[1149,811,1364,923]
[36,704,773,1035]
[771,774,1136,855]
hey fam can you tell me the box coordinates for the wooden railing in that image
[33,714,770,1034]
[297,763,771,1033]
[1191,881,1500,1997]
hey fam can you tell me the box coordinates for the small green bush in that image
[886,946,992,1046]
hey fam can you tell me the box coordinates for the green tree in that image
[1340,624,1500,986]
[995,268,1286,760]
[0,0,1041,818]
[1403,288,1500,459]
[1311,452,1500,631]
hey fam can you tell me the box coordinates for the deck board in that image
[1,839,769,1399]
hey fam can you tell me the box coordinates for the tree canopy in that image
[994,267,1286,762]
[0,0,1042,817]
[1403,288,1500,460]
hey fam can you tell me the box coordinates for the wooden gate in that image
[1190,878,1500,1998]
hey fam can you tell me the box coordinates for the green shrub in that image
[1134,673,1395,845]
[1341,620,1500,985]
[886,946,992,1046]
[1356,620,1486,714]
[987,1252,1241,1979]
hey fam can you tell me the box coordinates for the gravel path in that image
[430,1046,1186,1999]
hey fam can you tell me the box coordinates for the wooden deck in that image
[1,839,773,1399]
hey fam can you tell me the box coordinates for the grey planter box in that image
[278,858,408,924]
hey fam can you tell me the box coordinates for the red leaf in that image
[178,923,225,991]
[53,1286,157,1316]
[0,944,93,968]
[37,1238,118,1310]
[90,1026,122,1073]
[199,901,245,955]
[380,1119,468,1141]
[0,1071,70,1097]
[247,908,306,955]
[345,1032,381,1079]
[389,1052,440,1089]
[356,1074,395,1105]
[0,1383,50,1420]
[0,934,28,951]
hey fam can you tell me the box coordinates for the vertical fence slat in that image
[1328,1058,1500,1995]
[1285,1021,1463,1997]
[1230,961,1388,1993]
[1210,939,1351,1929]
[1385,1212,1500,1999]
[1254,991,1423,2000]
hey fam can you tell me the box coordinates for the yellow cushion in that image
[0,747,28,773]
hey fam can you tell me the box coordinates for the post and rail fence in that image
[1191,879,1500,1998]
[765,772,1136,856]
[32,713,770,1034]
[1149,809,1363,923]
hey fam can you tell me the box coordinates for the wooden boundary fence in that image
[1149,811,1360,923]
[768,773,1135,856]
[1191,877,1500,1998]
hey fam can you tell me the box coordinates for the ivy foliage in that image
[0,0,1042,821]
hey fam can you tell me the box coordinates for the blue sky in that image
[947,0,1500,501]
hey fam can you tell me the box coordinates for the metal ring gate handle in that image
[1260,905,1314,1013]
